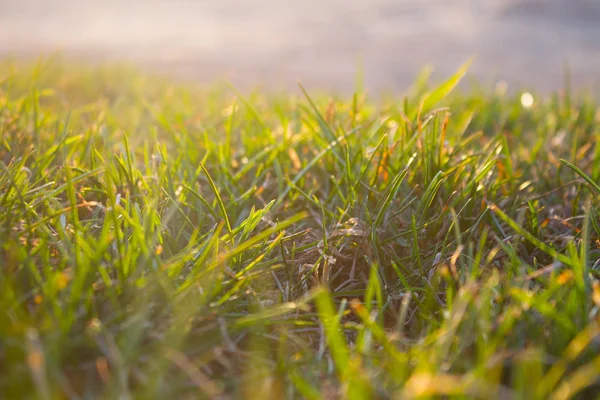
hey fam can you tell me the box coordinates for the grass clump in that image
[1,58,600,399]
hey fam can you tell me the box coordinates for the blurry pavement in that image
[1,0,600,92]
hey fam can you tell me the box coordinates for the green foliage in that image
[1,58,600,398]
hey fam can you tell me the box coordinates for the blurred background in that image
[1,0,599,93]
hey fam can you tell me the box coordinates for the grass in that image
[1,57,600,399]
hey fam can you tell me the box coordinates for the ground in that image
[2,0,600,92]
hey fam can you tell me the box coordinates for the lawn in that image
[1,58,600,399]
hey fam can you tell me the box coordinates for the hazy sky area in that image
[1,0,600,92]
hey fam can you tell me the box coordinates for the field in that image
[1,59,600,399]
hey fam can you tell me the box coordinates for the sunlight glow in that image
[521,92,534,108]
